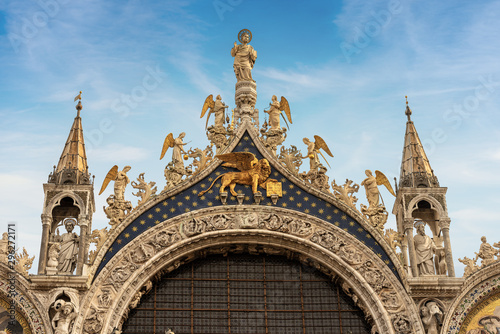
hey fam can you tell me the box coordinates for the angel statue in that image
[99,165,131,200]
[301,135,333,171]
[198,152,277,197]
[99,165,133,227]
[161,132,193,191]
[264,95,292,131]
[201,94,229,130]
[360,170,396,208]
[360,170,396,232]
[160,132,188,169]
[231,29,257,82]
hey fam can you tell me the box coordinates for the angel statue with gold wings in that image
[301,135,334,171]
[198,152,276,197]
[160,132,188,168]
[99,165,131,200]
[200,94,229,130]
[264,95,292,131]
[361,170,396,208]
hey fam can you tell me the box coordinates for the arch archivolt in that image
[75,207,424,334]
[43,191,85,216]
[442,262,500,333]
[0,264,50,334]
[406,194,445,218]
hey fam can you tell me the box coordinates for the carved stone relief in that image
[80,208,420,334]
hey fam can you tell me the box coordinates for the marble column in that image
[439,218,455,277]
[401,237,410,273]
[404,218,418,277]
[37,214,52,274]
[76,215,88,276]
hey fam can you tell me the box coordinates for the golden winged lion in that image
[198,152,277,197]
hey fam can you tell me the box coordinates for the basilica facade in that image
[2,30,500,334]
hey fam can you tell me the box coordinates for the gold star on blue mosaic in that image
[95,130,401,284]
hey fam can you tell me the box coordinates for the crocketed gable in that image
[94,129,401,282]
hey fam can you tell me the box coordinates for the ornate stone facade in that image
[2,30,493,334]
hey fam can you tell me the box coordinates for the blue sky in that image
[1,0,499,276]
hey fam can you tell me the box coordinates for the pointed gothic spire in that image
[49,93,91,185]
[399,97,439,188]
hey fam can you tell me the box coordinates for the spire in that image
[49,93,91,185]
[399,97,439,188]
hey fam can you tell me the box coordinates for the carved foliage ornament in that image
[95,210,411,333]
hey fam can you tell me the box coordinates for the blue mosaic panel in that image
[95,131,400,282]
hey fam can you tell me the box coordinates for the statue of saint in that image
[114,166,131,201]
[475,236,499,267]
[52,300,77,334]
[231,29,257,82]
[361,170,380,208]
[414,222,436,275]
[56,219,79,274]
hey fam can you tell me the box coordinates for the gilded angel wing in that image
[200,95,215,118]
[279,96,292,123]
[99,165,119,195]
[160,133,175,160]
[375,170,396,197]
[313,135,333,157]
[216,152,257,171]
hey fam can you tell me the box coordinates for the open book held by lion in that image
[198,152,277,197]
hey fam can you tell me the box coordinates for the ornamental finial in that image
[405,96,412,121]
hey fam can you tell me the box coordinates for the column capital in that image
[78,214,89,227]
[403,218,414,231]
[41,214,52,225]
[439,218,451,230]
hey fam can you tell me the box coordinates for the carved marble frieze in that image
[76,208,423,334]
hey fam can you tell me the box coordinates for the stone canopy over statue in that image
[231,29,257,82]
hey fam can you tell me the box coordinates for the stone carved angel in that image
[160,133,188,169]
[201,94,229,130]
[100,165,133,227]
[99,165,131,201]
[198,152,277,197]
[361,170,395,208]
[360,170,395,232]
[301,135,333,171]
[264,95,292,131]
